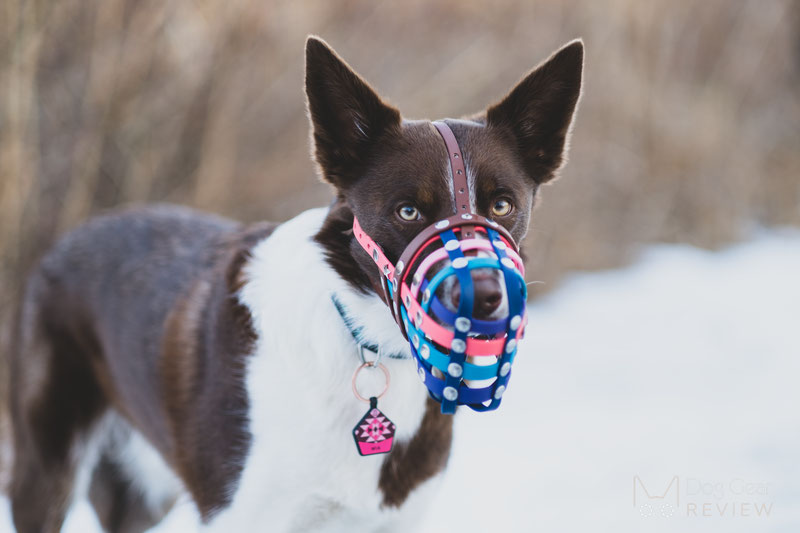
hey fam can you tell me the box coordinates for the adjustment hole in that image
[457,170,462,175]
[459,188,465,193]
[453,153,459,158]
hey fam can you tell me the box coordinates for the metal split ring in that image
[351,362,390,403]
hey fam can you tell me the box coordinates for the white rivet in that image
[435,220,450,229]
[373,249,379,262]
[383,265,390,276]
[420,344,430,359]
[452,257,468,269]
[501,257,515,269]
[455,317,471,333]
[445,239,460,251]
[422,289,431,304]
[448,363,463,378]
[392,278,398,291]
[510,315,522,330]
[493,240,507,251]
[461,214,473,220]
[505,339,517,354]
[404,294,410,307]
[415,310,423,325]
[396,260,404,274]
[412,273,421,286]
[451,338,466,353]
[494,385,506,399]
[443,386,458,401]
[500,362,511,377]
[412,334,420,349]
[418,367,426,383]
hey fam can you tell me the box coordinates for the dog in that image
[8,36,583,532]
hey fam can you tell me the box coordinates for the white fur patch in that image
[116,423,183,513]
[465,154,478,212]
[207,208,437,531]
[72,413,184,519]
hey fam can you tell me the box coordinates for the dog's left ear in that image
[305,36,401,189]
[486,40,584,184]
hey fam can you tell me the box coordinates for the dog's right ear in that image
[486,40,584,184]
[305,36,401,189]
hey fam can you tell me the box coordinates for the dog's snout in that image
[449,272,504,320]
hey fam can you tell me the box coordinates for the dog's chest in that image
[209,208,440,531]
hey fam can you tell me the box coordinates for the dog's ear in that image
[305,36,401,189]
[486,40,584,184]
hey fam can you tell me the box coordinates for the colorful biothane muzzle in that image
[353,121,528,414]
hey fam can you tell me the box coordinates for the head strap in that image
[432,121,470,215]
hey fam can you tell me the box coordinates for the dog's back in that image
[9,204,269,532]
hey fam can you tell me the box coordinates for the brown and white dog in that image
[8,37,583,532]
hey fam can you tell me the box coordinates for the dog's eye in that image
[491,198,513,217]
[397,204,421,221]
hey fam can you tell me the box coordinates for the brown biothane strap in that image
[432,121,470,215]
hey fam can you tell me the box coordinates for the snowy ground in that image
[2,230,799,532]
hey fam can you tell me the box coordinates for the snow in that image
[2,230,799,532]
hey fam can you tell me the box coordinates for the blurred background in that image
[1,0,799,523]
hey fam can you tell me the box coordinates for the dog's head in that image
[310,36,583,319]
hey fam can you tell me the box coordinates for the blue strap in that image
[439,230,471,414]
[468,228,527,412]
[413,346,497,404]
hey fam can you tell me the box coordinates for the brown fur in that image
[9,205,275,530]
[159,222,275,517]
[379,398,454,508]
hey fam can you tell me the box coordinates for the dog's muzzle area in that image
[352,215,528,414]
[387,217,528,413]
[434,250,509,322]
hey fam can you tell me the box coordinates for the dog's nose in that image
[449,273,503,320]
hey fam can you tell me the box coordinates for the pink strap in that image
[353,216,396,280]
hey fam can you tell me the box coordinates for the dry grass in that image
[1,0,799,481]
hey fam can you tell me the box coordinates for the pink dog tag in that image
[353,397,395,456]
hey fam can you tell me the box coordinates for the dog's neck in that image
[314,198,386,297]
[218,206,448,524]
[315,201,412,359]
[245,205,411,363]
[331,293,410,360]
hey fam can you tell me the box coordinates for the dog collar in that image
[331,293,408,361]
[350,120,528,413]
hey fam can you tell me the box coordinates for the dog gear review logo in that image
[633,475,774,519]
[633,476,679,518]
